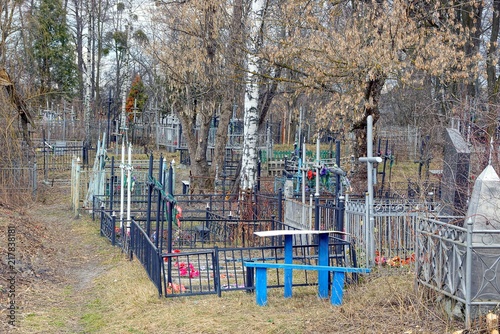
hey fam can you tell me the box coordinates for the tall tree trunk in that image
[487,0,500,166]
[211,0,244,191]
[350,76,385,192]
[462,0,482,99]
[84,0,92,146]
[94,0,104,108]
[74,0,84,102]
[241,0,266,191]
[178,94,211,193]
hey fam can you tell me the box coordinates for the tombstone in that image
[441,128,470,216]
[465,164,500,315]
[54,140,67,156]
[284,179,294,199]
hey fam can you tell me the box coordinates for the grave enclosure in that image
[92,151,359,299]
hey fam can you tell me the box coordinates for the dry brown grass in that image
[80,264,462,334]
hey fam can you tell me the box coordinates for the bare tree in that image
[250,0,475,185]
[149,0,243,193]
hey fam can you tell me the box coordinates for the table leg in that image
[255,267,268,306]
[284,234,292,298]
[330,272,345,305]
[317,233,329,298]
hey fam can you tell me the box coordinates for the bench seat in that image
[244,261,370,306]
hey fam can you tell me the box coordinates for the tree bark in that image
[350,76,385,192]
[241,0,266,191]
[211,0,244,187]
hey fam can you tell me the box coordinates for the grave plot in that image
[92,150,358,299]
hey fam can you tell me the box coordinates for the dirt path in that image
[1,185,118,333]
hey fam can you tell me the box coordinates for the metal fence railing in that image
[100,210,118,246]
[416,216,500,328]
[129,219,163,296]
[0,165,37,198]
[37,143,96,183]
[344,198,427,267]
[160,239,355,298]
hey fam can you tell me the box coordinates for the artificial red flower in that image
[307,170,316,180]
[375,255,386,265]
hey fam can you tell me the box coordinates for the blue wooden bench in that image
[244,261,370,306]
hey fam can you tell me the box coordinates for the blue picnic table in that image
[246,230,370,306]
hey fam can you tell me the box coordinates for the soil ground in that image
[0,182,482,334]
[0,184,120,333]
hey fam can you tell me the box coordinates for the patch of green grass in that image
[81,298,106,332]
[24,313,36,319]
[21,307,74,332]
[62,285,73,298]
[52,319,66,328]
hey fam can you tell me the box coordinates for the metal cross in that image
[358,115,381,267]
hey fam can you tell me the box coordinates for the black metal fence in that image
[100,209,358,299]
[160,238,354,298]
[100,210,118,246]
[95,153,361,299]
[114,204,356,298]
[129,219,163,296]
[162,249,219,297]
[37,141,95,183]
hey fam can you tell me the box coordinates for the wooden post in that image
[487,312,499,334]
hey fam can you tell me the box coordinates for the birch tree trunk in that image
[241,0,265,192]
[84,0,92,147]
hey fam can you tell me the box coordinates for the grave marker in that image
[441,128,470,216]
[465,164,500,318]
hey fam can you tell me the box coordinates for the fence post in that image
[82,142,88,167]
[92,196,96,221]
[271,215,276,246]
[32,161,37,198]
[465,218,473,329]
[214,246,221,297]
[170,159,175,195]
[71,157,75,211]
[129,221,134,260]
[155,156,164,250]
[205,203,211,229]
[365,192,371,268]
[253,184,258,220]
[245,260,254,294]
[100,206,105,237]
[146,154,153,238]
[335,140,341,198]
[314,196,320,231]
[226,211,232,248]
[222,172,226,215]
[43,128,48,183]
[156,247,163,297]
[73,158,81,218]
[337,195,345,233]
[257,160,261,192]
[278,188,283,223]
[111,212,116,246]
[110,156,115,213]
[167,162,174,256]
[351,239,359,283]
